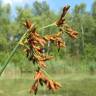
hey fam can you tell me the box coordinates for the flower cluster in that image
[23,20,54,67]
[43,32,66,51]
[56,5,78,39]
[30,70,61,94]
[20,5,78,95]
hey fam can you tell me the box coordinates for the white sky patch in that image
[36,0,47,2]
[1,0,47,6]
[2,0,28,6]
[2,0,13,6]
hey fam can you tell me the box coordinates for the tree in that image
[92,1,96,20]
[0,4,11,51]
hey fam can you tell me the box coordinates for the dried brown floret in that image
[30,80,39,95]
[66,28,78,39]
[56,5,70,26]
[30,70,61,94]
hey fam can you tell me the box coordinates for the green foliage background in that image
[0,1,96,96]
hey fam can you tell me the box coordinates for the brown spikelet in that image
[23,20,32,29]
[30,80,39,95]
[56,5,70,26]
[66,28,78,39]
[30,70,61,94]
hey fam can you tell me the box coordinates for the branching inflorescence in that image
[20,5,78,95]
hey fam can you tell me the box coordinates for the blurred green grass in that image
[0,53,96,96]
[0,73,96,96]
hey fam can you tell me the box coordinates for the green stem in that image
[0,23,56,76]
[0,31,28,76]
[39,22,56,30]
[41,69,52,80]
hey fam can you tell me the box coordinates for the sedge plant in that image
[0,5,78,95]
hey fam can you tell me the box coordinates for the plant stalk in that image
[0,31,28,76]
[0,23,56,76]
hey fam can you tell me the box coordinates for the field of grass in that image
[0,73,96,96]
[0,57,96,96]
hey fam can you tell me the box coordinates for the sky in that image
[1,0,95,16]
[47,0,94,12]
